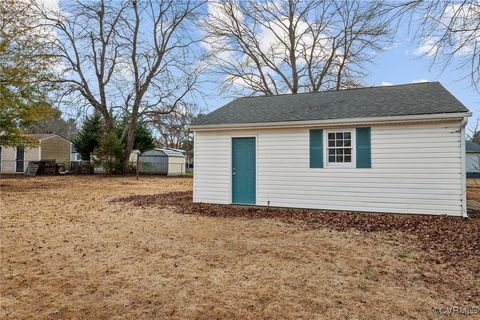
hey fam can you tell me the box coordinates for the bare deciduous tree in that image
[36,0,124,132]
[200,0,391,95]
[29,116,78,140]
[468,118,480,143]
[391,0,480,92]
[152,102,198,148]
[36,0,203,171]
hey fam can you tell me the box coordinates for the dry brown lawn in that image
[1,176,479,319]
[467,177,480,188]
[467,181,480,202]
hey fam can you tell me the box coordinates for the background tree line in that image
[1,0,479,172]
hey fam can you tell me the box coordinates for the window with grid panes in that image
[327,131,352,163]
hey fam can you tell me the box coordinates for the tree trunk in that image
[123,117,138,174]
[102,111,115,133]
[288,0,298,94]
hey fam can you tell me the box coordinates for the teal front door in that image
[232,137,256,204]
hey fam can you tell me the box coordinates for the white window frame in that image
[324,129,356,168]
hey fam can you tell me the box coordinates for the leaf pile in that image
[112,191,480,265]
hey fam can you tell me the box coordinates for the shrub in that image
[97,132,124,174]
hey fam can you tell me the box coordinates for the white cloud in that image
[27,0,63,42]
[381,81,393,86]
[414,36,437,57]
[201,0,244,63]
[412,79,428,83]
[203,1,339,74]
[115,57,134,80]
[207,0,242,23]
[38,0,60,13]
[414,3,480,58]
[257,17,337,66]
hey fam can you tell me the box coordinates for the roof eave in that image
[189,112,471,131]
[37,134,72,143]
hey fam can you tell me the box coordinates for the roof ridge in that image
[239,82,440,100]
[27,133,56,136]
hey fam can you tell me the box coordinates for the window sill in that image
[325,163,355,168]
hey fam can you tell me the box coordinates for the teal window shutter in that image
[310,129,323,168]
[356,127,371,168]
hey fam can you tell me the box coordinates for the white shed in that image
[139,148,186,175]
[466,141,480,176]
[190,82,471,217]
[129,149,141,164]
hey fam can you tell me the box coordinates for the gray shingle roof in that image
[193,82,469,126]
[27,133,57,140]
[466,141,480,153]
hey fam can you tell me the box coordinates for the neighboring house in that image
[139,148,186,175]
[71,144,83,162]
[466,141,480,176]
[0,134,72,173]
[190,82,471,217]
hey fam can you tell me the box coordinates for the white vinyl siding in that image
[193,120,464,216]
[194,133,231,204]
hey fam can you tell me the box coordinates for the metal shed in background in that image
[139,148,186,175]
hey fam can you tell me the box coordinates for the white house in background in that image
[466,141,480,176]
[71,144,82,162]
[190,82,471,217]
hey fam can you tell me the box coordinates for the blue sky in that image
[368,34,479,134]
